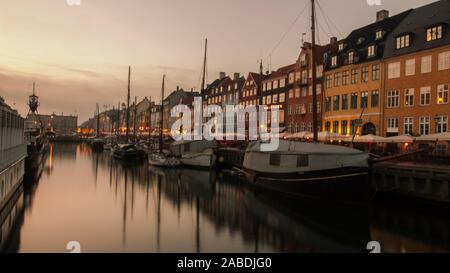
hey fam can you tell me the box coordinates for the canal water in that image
[0,143,449,253]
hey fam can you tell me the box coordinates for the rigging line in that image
[316,2,334,38]
[316,0,344,38]
[263,1,309,63]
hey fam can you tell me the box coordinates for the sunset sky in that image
[0,0,435,123]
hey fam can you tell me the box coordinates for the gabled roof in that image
[324,9,412,70]
[384,0,450,59]
[263,63,296,82]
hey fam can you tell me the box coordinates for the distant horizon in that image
[0,0,437,123]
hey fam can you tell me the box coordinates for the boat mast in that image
[117,101,121,137]
[126,66,131,142]
[134,96,138,141]
[96,103,100,137]
[148,96,152,138]
[201,39,208,93]
[159,75,165,153]
[311,0,319,143]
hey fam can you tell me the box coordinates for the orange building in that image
[322,10,411,137]
[382,0,450,141]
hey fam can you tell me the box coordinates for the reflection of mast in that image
[159,75,165,153]
[156,176,161,252]
[131,167,135,220]
[196,197,201,253]
[122,168,128,246]
[126,66,131,142]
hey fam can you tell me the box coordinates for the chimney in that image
[330,37,338,45]
[219,72,226,80]
[176,86,179,92]
[233,73,240,80]
[376,10,389,22]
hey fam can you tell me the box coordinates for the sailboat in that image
[91,103,105,152]
[171,39,218,169]
[148,75,181,167]
[112,66,142,160]
[241,0,369,205]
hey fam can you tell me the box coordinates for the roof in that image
[263,64,296,82]
[324,9,412,70]
[384,0,450,59]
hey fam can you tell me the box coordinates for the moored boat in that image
[170,140,217,169]
[111,144,142,160]
[242,140,370,205]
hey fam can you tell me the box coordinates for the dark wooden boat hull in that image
[242,167,370,206]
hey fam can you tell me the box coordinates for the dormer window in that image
[375,30,384,40]
[331,56,338,67]
[426,25,443,42]
[338,43,345,51]
[348,52,354,64]
[368,45,376,58]
[396,34,411,49]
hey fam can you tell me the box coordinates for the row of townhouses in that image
[84,1,449,141]
[203,1,450,139]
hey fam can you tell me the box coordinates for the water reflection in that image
[0,143,448,253]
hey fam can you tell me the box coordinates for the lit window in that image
[405,88,414,107]
[331,56,338,67]
[426,25,443,42]
[420,87,431,106]
[405,59,416,76]
[396,34,411,49]
[375,30,384,40]
[438,51,450,71]
[388,62,401,79]
[367,45,376,57]
[437,84,449,104]
[387,90,400,108]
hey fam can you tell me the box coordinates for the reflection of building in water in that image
[0,187,24,252]
[152,168,369,252]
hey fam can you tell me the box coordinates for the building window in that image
[301,122,306,132]
[325,121,331,132]
[351,68,358,84]
[333,95,340,111]
[438,51,450,71]
[388,62,401,79]
[326,75,333,88]
[396,34,411,49]
[437,84,449,104]
[280,79,285,88]
[267,95,272,105]
[301,87,307,97]
[387,90,400,108]
[293,87,300,98]
[371,90,379,108]
[350,120,358,135]
[331,56,338,67]
[272,94,278,104]
[332,121,339,133]
[405,88,415,107]
[361,92,369,108]
[325,97,331,112]
[279,93,285,103]
[426,25,443,42]
[348,52,354,64]
[308,122,313,132]
[317,103,321,113]
[334,72,341,87]
[308,103,313,113]
[317,65,323,78]
[421,55,432,74]
[341,120,348,135]
[288,89,294,99]
[367,45,376,58]
[404,117,414,135]
[350,93,358,109]
[342,94,349,110]
[387,118,399,133]
[436,144,447,156]
[372,64,380,81]
[342,70,349,85]
[436,115,448,133]
[338,43,345,51]
[361,66,369,82]
[375,30,383,40]
[420,116,430,136]
[405,59,416,76]
[420,87,431,106]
